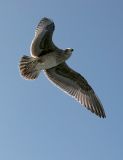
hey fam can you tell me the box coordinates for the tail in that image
[19,55,42,80]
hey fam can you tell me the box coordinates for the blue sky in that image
[0,0,123,159]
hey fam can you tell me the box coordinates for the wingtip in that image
[40,17,54,25]
[97,113,106,118]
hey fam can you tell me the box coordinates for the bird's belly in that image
[41,52,63,69]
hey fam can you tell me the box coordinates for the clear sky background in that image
[0,0,123,160]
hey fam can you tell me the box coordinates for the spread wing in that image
[44,63,106,118]
[31,17,60,57]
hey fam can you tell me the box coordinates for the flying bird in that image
[19,17,106,118]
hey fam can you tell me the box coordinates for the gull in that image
[19,17,106,118]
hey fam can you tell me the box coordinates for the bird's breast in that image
[39,51,66,69]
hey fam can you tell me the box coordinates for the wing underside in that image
[44,62,106,118]
[31,17,60,57]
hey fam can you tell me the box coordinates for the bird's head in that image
[64,48,74,59]
[65,48,74,53]
[65,48,74,55]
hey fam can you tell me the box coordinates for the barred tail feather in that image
[19,55,41,80]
